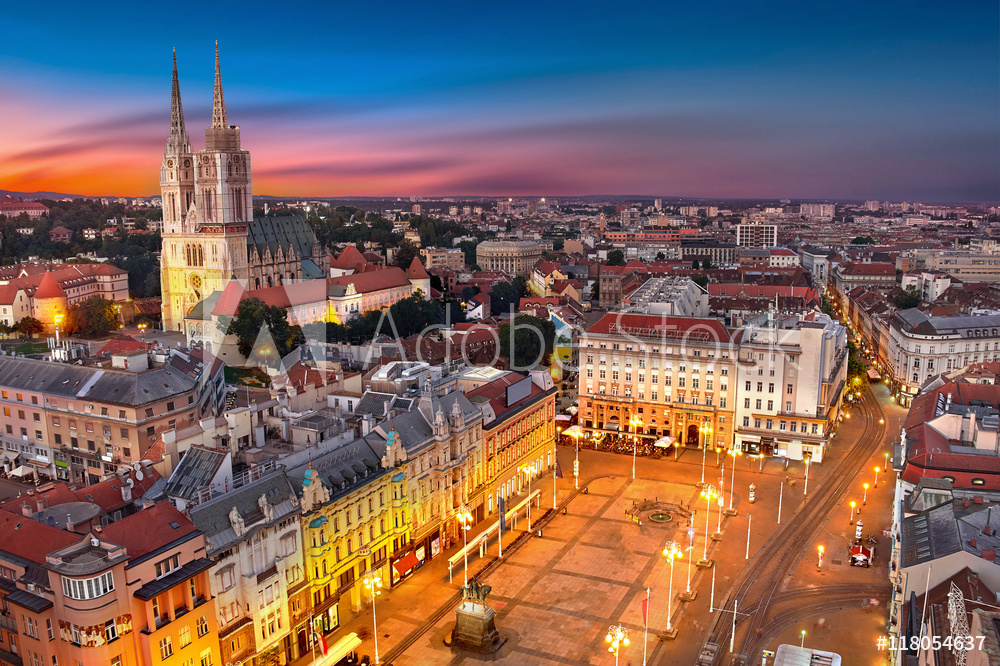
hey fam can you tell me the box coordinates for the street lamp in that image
[863,483,869,505]
[699,423,713,486]
[884,451,890,471]
[138,321,148,344]
[662,541,681,633]
[800,629,807,648]
[803,454,811,496]
[874,466,881,489]
[362,570,383,665]
[700,484,718,562]
[606,624,630,666]
[456,506,473,585]
[727,449,742,513]
[817,545,824,569]
[849,500,857,524]
[571,429,580,490]
[54,313,63,345]
[519,464,535,531]
[630,415,643,480]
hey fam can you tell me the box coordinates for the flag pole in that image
[642,587,649,666]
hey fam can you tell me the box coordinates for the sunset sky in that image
[0,1,997,201]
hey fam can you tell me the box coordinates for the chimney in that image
[971,538,978,548]
[65,513,72,530]
[983,549,996,562]
[20,504,31,517]
[35,499,44,512]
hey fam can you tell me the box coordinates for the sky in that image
[0,1,997,201]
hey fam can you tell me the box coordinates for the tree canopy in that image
[606,249,625,266]
[489,277,529,315]
[223,297,302,360]
[394,239,421,269]
[893,286,922,310]
[499,314,555,370]
[65,297,119,337]
[851,236,877,245]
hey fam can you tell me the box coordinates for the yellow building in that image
[466,372,557,517]
[292,430,410,643]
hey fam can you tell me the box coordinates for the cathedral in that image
[159,46,325,332]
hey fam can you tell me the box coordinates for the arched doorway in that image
[687,423,700,447]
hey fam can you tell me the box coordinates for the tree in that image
[223,297,298,359]
[66,297,118,337]
[460,285,481,303]
[430,274,444,293]
[702,258,713,270]
[851,236,877,245]
[691,275,709,289]
[489,277,529,315]
[655,252,665,261]
[16,316,44,338]
[499,314,555,370]
[893,286,922,309]
[692,259,701,269]
[590,280,600,301]
[393,239,420,269]
[606,249,625,266]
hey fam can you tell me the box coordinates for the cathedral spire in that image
[167,48,189,149]
[212,41,228,129]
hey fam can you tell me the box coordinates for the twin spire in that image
[167,42,229,143]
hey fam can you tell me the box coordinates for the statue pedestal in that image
[452,601,506,653]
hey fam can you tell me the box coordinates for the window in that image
[145,408,154,418]
[167,401,175,412]
[972,478,986,486]
[743,417,750,427]
[754,418,761,429]
[217,567,235,591]
[200,647,213,666]
[197,616,209,638]
[154,555,180,579]
[787,384,793,394]
[720,398,727,408]
[766,419,773,429]
[178,625,192,648]
[757,382,763,392]
[160,637,173,659]
[46,619,53,641]
[22,616,38,639]
[745,381,751,392]
[744,398,751,408]
[62,572,114,600]
[104,619,118,643]
[767,400,773,411]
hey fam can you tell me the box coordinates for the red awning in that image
[392,552,420,576]
[850,545,872,558]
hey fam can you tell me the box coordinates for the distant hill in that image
[0,189,96,201]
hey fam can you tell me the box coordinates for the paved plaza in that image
[306,383,905,666]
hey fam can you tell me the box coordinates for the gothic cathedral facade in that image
[160,46,324,332]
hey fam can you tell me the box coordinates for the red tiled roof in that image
[839,262,896,276]
[34,270,65,300]
[0,511,79,563]
[329,267,412,293]
[331,245,367,271]
[585,313,732,342]
[73,468,161,512]
[406,257,430,280]
[100,502,198,561]
[211,280,247,316]
[466,372,546,422]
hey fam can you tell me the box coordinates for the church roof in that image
[246,216,315,262]
[406,257,430,280]
[34,271,66,300]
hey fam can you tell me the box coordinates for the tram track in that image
[691,386,888,664]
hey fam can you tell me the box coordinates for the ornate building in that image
[160,46,324,332]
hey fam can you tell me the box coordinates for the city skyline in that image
[0,1,998,202]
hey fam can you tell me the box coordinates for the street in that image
[307,382,903,665]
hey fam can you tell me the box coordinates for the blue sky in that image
[0,0,996,200]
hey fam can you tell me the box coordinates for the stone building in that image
[475,240,543,277]
[159,47,325,332]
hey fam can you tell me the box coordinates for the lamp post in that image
[606,624,630,666]
[572,430,580,490]
[884,451,890,471]
[456,506,472,585]
[800,629,807,648]
[715,494,724,537]
[803,454,811,496]
[699,423,713,486]
[817,545,824,569]
[138,321,147,345]
[726,449,742,514]
[552,437,558,510]
[863,483,870,505]
[849,500,857,524]
[630,415,643,480]
[663,541,681,634]
[54,314,63,346]
[520,464,534,531]
[874,466,881,489]
[362,570,383,665]
[700,484,718,563]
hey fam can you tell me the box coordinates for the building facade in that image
[579,314,738,449]
[188,469,306,666]
[734,224,777,248]
[732,314,848,461]
[475,241,543,277]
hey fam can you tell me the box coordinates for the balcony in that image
[256,565,278,584]
[0,611,16,633]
